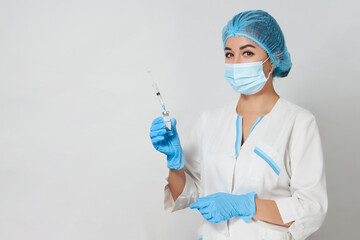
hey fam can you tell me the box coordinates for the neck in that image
[236,92,280,116]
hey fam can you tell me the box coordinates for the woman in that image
[149,10,328,240]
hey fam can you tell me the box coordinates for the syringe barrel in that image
[152,84,166,108]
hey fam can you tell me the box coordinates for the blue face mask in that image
[224,56,272,95]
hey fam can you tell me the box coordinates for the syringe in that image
[148,70,172,133]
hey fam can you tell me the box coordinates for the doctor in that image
[149,10,328,240]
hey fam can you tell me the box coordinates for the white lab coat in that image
[164,97,328,240]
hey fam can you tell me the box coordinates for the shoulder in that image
[202,99,237,120]
[279,98,320,139]
[280,97,317,123]
[192,99,237,134]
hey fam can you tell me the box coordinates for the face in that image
[224,36,275,78]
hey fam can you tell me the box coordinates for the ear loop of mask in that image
[266,69,272,80]
[262,56,270,64]
[263,56,272,80]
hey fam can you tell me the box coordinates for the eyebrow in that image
[225,44,256,51]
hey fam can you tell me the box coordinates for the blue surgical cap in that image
[222,10,292,78]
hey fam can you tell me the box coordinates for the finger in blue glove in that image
[189,192,256,223]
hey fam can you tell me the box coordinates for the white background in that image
[0,0,359,239]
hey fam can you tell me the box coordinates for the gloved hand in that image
[149,117,184,170]
[189,192,256,223]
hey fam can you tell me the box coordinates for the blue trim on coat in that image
[254,146,280,175]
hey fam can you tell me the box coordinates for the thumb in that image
[170,118,177,131]
[189,200,208,209]
[241,215,252,222]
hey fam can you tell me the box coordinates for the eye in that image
[225,52,233,58]
[244,51,254,56]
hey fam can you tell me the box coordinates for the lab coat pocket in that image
[250,141,281,189]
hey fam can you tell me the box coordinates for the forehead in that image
[225,36,259,48]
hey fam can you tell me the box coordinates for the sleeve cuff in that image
[274,197,301,224]
[164,171,198,213]
[275,196,328,240]
[287,216,325,240]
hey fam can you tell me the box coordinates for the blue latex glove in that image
[189,192,256,223]
[149,117,184,169]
